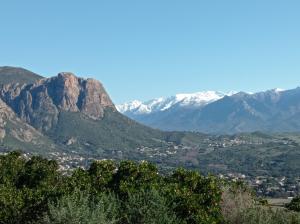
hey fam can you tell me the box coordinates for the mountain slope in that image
[192,88,300,133]
[47,110,166,156]
[0,97,58,154]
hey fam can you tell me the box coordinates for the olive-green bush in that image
[42,191,118,224]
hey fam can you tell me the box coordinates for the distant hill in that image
[118,88,300,133]
[0,66,43,85]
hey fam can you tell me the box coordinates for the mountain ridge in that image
[117,87,300,133]
[117,91,236,114]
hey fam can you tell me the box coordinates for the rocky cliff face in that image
[0,97,47,143]
[0,67,168,156]
[0,98,12,139]
[0,72,116,132]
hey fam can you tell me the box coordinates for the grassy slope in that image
[47,109,168,155]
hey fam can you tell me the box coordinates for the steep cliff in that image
[0,67,165,155]
[0,72,115,131]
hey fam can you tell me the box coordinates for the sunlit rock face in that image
[0,72,115,131]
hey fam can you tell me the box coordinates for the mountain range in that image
[117,91,236,114]
[117,87,300,133]
[1,66,300,186]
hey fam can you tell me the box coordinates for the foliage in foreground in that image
[0,152,223,224]
[239,207,300,224]
[42,191,118,224]
[221,183,300,224]
[0,151,299,224]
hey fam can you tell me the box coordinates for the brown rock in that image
[79,78,115,119]
[0,72,116,131]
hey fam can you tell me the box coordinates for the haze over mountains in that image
[118,87,300,133]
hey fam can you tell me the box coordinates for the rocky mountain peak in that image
[46,72,115,114]
[0,72,116,131]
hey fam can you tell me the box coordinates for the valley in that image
[2,131,299,198]
[0,66,299,198]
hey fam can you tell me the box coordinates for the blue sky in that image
[1,0,300,103]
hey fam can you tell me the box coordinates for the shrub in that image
[221,183,300,224]
[42,191,119,224]
[221,183,256,223]
[122,188,179,224]
[240,206,300,224]
[286,196,300,212]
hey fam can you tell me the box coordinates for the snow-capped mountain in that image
[117,87,300,134]
[117,91,235,115]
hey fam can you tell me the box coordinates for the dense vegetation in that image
[0,151,223,224]
[0,152,299,224]
[286,196,300,212]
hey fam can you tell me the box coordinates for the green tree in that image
[0,152,26,224]
[88,160,117,192]
[0,151,25,186]
[123,188,179,224]
[0,153,64,223]
[286,196,300,212]
[113,160,161,198]
[16,156,62,222]
[0,185,24,224]
[64,168,91,193]
[165,168,223,224]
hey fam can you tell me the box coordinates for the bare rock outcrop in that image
[0,72,116,132]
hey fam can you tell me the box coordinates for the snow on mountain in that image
[117,91,236,115]
[116,87,298,133]
[272,88,285,93]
